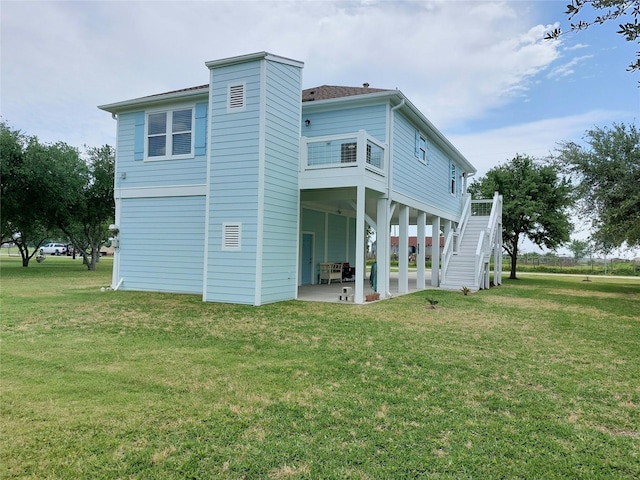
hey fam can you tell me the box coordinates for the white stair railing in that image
[442,194,471,284]
[473,191,502,288]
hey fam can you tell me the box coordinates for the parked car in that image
[40,243,67,255]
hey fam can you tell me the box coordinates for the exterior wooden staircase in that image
[440,192,503,291]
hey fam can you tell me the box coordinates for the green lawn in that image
[1,256,639,479]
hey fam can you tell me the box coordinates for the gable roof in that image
[98,79,475,175]
[99,83,391,113]
[302,85,391,102]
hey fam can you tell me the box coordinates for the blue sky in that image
[2,0,638,252]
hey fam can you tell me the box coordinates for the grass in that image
[1,256,639,479]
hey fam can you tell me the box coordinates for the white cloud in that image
[547,54,594,79]
[447,109,628,177]
[1,0,564,147]
[565,43,589,51]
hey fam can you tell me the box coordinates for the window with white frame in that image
[146,107,194,160]
[415,131,427,164]
[450,162,457,195]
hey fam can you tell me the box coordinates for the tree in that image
[568,238,591,261]
[57,145,115,271]
[1,120,115,269]
[1,122,53,266]
[469,155,573,280]
[554,123,640,251]
[545,0,640,72]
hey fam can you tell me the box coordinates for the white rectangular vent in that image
[223,223,241,250]
[228,83,245,110]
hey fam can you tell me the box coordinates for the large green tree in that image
[0,122,61,266]
[1,121,115,269]
[545,0,640,72]
[469,155,573,279]
[58,145,115,271]
[554,123,640,251]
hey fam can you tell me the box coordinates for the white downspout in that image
[378,99,404,298]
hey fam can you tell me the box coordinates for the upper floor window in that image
[450,162,457,196]
[146,107,194,160]
[415,131,427,164]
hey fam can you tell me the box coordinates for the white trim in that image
[98,88,208,114]
[144,104,196,161]
[202,74,214,301]
[111,195,122,290]
[114,185,206,199]
[254,59,267,305]
[450,162,457,196]
[205,51,304,69]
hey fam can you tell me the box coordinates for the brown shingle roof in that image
[139,83,391,102]
[302,85,391,102]
[144,84,209,99]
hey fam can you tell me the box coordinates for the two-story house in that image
[99,52,502,305]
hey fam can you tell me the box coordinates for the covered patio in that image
[297,270,432,303]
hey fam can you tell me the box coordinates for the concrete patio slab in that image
[297,270,433,303]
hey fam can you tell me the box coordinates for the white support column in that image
[398,204,409,294]
[431,216,441,287]
[354,185,366,304]
[376,196,390,298]
[443,220,452,247]
[416,211,426,289]
[442,219,451,284]
[485,262,490,289]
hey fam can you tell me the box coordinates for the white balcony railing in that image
[474,191,502,288]
[301,130,386,174]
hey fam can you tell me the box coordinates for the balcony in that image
[300,130,387,189]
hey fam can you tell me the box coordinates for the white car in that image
[40,243,67,255]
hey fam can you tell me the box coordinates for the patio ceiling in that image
[300,187,436,227]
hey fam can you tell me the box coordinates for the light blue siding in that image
[205,59,263,304]
[301,208,325,279]
[301,104,387,142]
[118,196,205,293]
[134,112,144,161]
[259,60,302,303]
[194,102,207,156]
[204,57,302,305]
[301,208,355,280]
[392,112,463,215]
[116,106,208,189]
[327,213,347,261]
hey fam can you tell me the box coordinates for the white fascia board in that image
[301,90,399,114]
[205,51,304,69]
[98,88,209,114]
